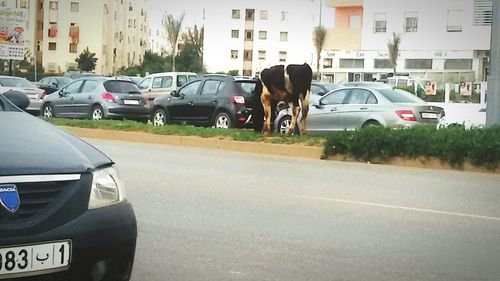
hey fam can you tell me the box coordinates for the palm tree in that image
[387,32,401,75]
[313,26,327,77]
[166,13,185,71]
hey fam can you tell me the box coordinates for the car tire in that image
[277,115,292,135]
[90,105,104,120]
[152,108,168,126]
[214,112,233,129]
[362,121,381,128]
[41,104,55,118]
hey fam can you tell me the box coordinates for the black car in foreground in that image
[0,92,137,281]
[151,75,258,129]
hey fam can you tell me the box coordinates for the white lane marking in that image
[286,194,500,222]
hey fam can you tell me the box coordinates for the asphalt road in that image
[88,139,500,281]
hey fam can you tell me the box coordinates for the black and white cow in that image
[253,63,313,136]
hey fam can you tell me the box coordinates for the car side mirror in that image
[170,90,180,98]
[3,90,30,110]
[59,91,67,97]
[52,82,58,87]
[312,99,321,108]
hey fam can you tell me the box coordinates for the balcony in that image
[326,0,363,7]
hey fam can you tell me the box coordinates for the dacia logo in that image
[0,184,20,213]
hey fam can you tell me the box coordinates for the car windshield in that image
[378,89,426,104]
[104,80,141,93]
[0,78,34,88]
[55,77,73,86]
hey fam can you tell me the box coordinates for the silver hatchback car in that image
[41,77,150,122]
[275,86,444,135]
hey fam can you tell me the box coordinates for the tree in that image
[75,47,98,72]
[387,32,401,75]
[176,43,203,73]
[313,26,327,77]
[165,13,185,71]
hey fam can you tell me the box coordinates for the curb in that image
[61,126,325,159]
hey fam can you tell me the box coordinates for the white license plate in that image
[0,241,71,277]
[124,99,140,105]
[421,112,438,119]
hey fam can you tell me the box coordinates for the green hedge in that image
[323,126,500,169]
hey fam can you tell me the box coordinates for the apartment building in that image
[35,0,149,75]
[203,0,316,76]
[320,0,492,85]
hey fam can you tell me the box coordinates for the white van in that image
[387,76,430,93]
[138,72,198,100]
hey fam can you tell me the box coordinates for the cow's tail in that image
[252,78,264,132]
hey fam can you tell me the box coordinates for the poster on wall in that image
[0,8,27,60]
[425,81,437,96]
[459,82,472,96]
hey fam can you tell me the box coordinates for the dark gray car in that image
[41,77,149,122]
[275,86,445,135]
[0,93,137,280]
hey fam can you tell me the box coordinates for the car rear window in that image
[378,89,426,104]
[235,81,256,97]
[104,80,141,93]
[0,78,33,88]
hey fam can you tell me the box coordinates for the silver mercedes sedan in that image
[274,86,445,135]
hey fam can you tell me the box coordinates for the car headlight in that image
[89,166,126,209]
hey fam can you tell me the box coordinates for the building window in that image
[373,13,387,33]
[48,42,57,50]
[281,11,288,21]
[444,59,473,70]
[230,50,238,59]
[245,30,253,41]
[128,19,133,27]
[280,32,288,42]
[259,31,267,40]
[232,9,240,19]
[258,50,266,60]
[260,10,268,20]
[348,15,361,29]
[104,3,109,14]
[20,0,29,8]
[0,1,5,7]
[70,2,79,12]
[447,10,463,32]
[374,59,392,69]
[473,0,493,26]
[231,30,239,38]
[279,51,287,62]
[244,50,252,61]
[245,9,254,21]
[323,58,333,68]
[339,59,364,68]
[405,59,432,69]
[404,12,418,32]
[49,1,58,10]
[69,43,77,53]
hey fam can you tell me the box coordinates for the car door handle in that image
[88,96,92,99]
[188,101,194,106]
[330,108,337,112]
[360,107,368,110]
[70,97,74,100]
[212,100,217,104]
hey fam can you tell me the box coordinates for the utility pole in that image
[319,0,323,27]
[486,0,500,126]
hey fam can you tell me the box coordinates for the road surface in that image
[88,139,500,281]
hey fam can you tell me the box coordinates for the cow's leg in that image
[287,101,300,136]
[261,86,272,136]
[299,90,311,135]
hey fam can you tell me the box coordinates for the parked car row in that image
[2,73,447,133]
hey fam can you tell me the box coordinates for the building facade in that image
[33,0,149,75]
[203,0,316,76]
[320,0,492,85]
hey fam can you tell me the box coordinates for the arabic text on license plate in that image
[124,99,140,105]
[421,112,438,119]
[0,241,71,277]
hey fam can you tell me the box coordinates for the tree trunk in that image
[172,56,176,72]
[316,51,321,79]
